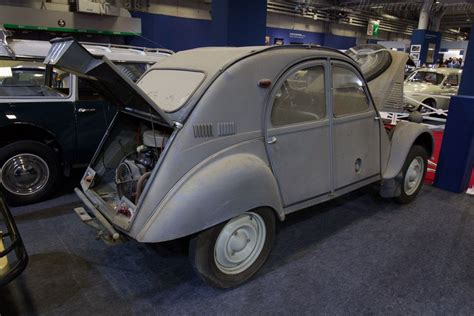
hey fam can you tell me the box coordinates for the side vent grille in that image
[218,122,236,136]
[193,124,214,138]
[385,81,404,109]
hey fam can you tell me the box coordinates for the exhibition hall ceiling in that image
[274,0,473,37]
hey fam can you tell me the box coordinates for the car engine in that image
[115,130,167,204]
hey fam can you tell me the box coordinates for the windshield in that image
[137,70,205,112]
[0,59,70,97]
[408,71,445,85]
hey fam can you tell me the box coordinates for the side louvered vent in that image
[385,81,404,109]
[218,122,236,136]
[193,124,214,138]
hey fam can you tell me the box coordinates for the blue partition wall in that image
[128,12,357,51]
[266,27,356,49]
[266,27,324,45]
[128,12,214,51]
[410,29,442,65]
[434,22,474,193]
[323,33,357,49]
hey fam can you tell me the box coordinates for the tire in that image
[189,208,276,288]
[0,141,60,205]
[417,99,436,113]
[394,145,429,204]
[345,44,392,81]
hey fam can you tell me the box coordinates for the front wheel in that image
[0,141,60,205]
[394,145,428,204]
[417,99,436,114]
[189,208,276,288]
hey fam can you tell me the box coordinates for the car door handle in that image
[77,108,97,113]
[374,116,381,121]
[267,136,277,144]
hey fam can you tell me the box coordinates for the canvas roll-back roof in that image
[148,45,352,76]
[44,39,355,127]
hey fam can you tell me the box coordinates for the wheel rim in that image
[1,153,50,196]
[419,105,429,114]
[214,212,266,275]
[404,156,424,196]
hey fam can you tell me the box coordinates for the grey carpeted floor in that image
[0,184,473,315]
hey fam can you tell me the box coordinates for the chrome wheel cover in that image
[1,154,50,195]
[404,156,424,196]
[214,212,266,275]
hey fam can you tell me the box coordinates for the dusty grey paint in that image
[137,140,283,242]
[265,60,331,206]
[382,121,433,180]
[330,61,381,189]
[63,44,432,244]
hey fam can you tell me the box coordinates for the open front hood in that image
[44,38,173,127]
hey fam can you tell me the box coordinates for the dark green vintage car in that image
[0,37,172,205]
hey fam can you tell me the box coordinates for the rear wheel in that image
[189,208,276,288]
[395,145,428,204]
[0,141,60,205]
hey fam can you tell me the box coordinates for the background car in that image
[404,67,462,112]
[0,37,172,205]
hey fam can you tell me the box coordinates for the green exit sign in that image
[367,19,380,37]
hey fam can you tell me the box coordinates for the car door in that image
[266,61,332,207]
[74,77,115,164]
[331,61,381,190]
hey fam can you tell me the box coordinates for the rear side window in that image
[332,66,369,117]
[271,65,326,127]
[138,70,205,112]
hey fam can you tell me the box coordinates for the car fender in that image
[383,121,433,180]
[136,152,283,243]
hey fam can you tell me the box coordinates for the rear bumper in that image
[0,196,28,287]
[74,188,125,244]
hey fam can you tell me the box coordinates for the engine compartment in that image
[83,112,173,230]
[115,130,166,204]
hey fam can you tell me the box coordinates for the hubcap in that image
[214,212,266,275]
[1,154,50,195]
[404,156,424,196]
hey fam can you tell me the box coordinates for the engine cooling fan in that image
[115,159,143,201]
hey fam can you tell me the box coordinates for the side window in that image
[0,59,69,98]
[78,78,103,101]
[332,66,369,117]
[446,74,459,86]
[271,65,326,127]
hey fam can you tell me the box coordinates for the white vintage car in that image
[404,67,462,112]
